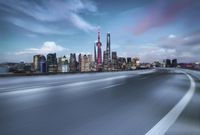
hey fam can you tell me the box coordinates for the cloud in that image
[67,0,97,13]
[117,43,177,63]
[0,0,99,34]
[159,31,200,48]
[168,34,176,39]
[7,17,67,35]
[127,31,200,62]
[70,13,98,32]
[133,0,195,35]
[157,31,200,62]
[114,30,200,63]
[137,46,176,62]
[16,41,67,55]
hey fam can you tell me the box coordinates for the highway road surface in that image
[0,68,200,135]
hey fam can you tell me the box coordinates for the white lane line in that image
[145,72,196,135]
[100,83,122,90]
[67,76,126,87]
[0,76,127,94]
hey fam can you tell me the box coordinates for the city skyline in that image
[29,32,143,74]
[0,0,200,63]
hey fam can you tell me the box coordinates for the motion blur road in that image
[0,68,200,135]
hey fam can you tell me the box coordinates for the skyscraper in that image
[47,53,57,72]
[33,55,41,72]
[127,57,132,70]
[94,42,97,63]
[103,50,107,70]
[69,53,77,72]
[118,57,126,70]
[103,32,111,71]
[33,55,46,73]
[106,33,111,60]
[79,54,92,72]
[78,53,82,71]
[172,59,177,67]
[112,51,117,70]
[40,55,46,73]
[47,53,57,65]
[96,32,102,71]
[58,56,69,72]
[165,59,171,67]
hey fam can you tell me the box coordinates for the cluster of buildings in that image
[93,32,140,71]
[31,32,141,73]
[6,31,200,74]
[153,59,177,68]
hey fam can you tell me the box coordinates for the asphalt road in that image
[0,69,199,135]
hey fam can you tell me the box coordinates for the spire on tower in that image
[94,42,97,63]
[98,31,100,42]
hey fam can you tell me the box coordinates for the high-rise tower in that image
[94,42,97,63]
[47,53,57,72]
[103,32,111,71]
[106,33,111,60]
[69,53,77,72]
[96,31,102,71]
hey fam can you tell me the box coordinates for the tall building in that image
[33,55,46,73]
[69,53,77,72]
[33,55,41,72]
[103,32,112,71]
[88,54,92,64]
[127,57,132,70]
[106,33,111,60]
[78,53,82,71]
[132,57,140,69]
[112,51,117,70]
[92,44,97,71]
[40,55,46,73]
[96,32,102,71]
[103,50,108,70]
[79,54,92,72]
[47,53,58,72]
[118,57,126,70]
[58,56,69,72]
[172,59,177,67]
[165,59,171,67]
[94,42,97,63]
[127,57,132,64]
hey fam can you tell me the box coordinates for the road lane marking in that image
[66,76,126,87]
[0,69,156,94]
[145,72,196,135]
[100,83,122,90]
[0,69,156,90]
[0,76,127,94]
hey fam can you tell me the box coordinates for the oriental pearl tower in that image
[96,31,102,71]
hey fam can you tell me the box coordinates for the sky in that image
[0,0,200,63]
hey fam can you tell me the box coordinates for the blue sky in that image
[0,0,200,63]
